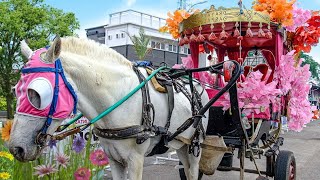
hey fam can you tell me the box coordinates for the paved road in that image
[107,120,320,180]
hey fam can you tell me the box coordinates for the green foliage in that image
[0,0,80,118]
[0,96,6,111]
[126,27,152,60]
[300,53,320,82]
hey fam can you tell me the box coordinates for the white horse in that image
[8,37,220,180]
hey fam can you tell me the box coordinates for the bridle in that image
[21,52,77,147]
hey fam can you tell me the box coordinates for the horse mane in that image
[60,36,132,67]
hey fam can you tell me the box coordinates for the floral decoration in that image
[74,167,91,180]
[0,120,12,141]
[0,151,14,161]
[33,164,58,178]
[159,9,198,39]
[89,149,109,166]
[253,0,296,26]
[72,135,85,153]
[0,172,11,180]
[54,153,70,168]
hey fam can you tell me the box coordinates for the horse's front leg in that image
[109,158,128,180]
[127,153,144,180]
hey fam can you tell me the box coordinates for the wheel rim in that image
[289,161,295,180]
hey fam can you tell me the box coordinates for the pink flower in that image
[285,4,312,32]
[74,167,91,180]
[55,153,70,168]
[33,164,58,178]
[89,149,109,166]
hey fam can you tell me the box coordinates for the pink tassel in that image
[189,34,197,42]
[220,30,229,40]
[246,28,253,37]
[266,31,272,39]
[197,33,205,42]
[208,32,217,41]
[258,29,265,38]
[233,28,240,37]
[183,35,189,44]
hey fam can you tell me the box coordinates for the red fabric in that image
[261,48,276,83]
[227,50,249,64]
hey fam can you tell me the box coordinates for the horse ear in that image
[20,40,33,59]
[45,36,62,63]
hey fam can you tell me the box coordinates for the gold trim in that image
[180,6,270,33]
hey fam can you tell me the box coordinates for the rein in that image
[53,66,167,140]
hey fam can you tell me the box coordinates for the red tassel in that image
[208,32,217,41]
[246,28,253,37]
[190,34,197,42]
[258,29,265,38]
[197,33,205,42]
[207,55,212,61]
[183,35,189,44]
[234,28,240,37]
[266,31,272,39]
[220,30,229,40]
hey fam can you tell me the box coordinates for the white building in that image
[86,10,190,67]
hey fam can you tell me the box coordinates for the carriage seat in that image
[243,64,272,83]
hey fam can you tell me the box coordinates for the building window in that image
[160,43,165,50]
[187,48,191,54]
[184,47,188,54]
[168,45,173,52]
[151,41,156,48]
[173,45,177,52]
[121,33,125,38]
[116,34,120,39]
[155,42,160,49]
[108,35,112,40]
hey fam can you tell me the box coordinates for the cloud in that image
[127,0,137,7]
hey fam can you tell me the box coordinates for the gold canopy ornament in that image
[179,5,271,33]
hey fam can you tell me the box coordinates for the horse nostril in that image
[13,146,25,160]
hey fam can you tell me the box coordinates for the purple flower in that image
[74,167,91,180]
[33,164,58,178]
[89,149,109,166]
[48,139,57,149]
[55,153,70,168]
[72,135,85,153]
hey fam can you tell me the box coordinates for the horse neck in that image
[60,52,138,118]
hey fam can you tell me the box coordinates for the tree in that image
[0,0,80,119]
[300,53,320,83]
[126,28,152,60]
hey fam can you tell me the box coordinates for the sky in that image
[45,0,320,62]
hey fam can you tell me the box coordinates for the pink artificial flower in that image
[74,167,91,180]
[285,4,312,32]
[89,149,109,166]
[55,153,70,168]
[33,164,58,178]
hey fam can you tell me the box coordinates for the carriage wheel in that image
[178,161,204,180]
[274,150,296,180]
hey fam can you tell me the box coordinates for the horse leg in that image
[108,158,128,180]
[127,153,144,180]
[176,145,202,180]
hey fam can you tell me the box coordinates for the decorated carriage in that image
[159,0,319,179]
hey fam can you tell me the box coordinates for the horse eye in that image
[28,89,41,109]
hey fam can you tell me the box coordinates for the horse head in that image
[9,37,77,162]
